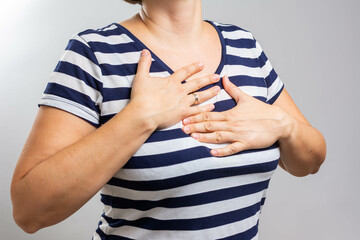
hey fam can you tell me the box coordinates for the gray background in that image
[1,0,359,239]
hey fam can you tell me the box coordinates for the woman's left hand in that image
[182,75,292,157]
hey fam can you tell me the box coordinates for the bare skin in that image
[11,0,326,234]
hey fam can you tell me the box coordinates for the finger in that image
[182,110,228,125]
[186,104,215,118]
[185,85,221,106]
[190,131,236,144]
[136,49,152,77]
[182,121,230,134]
[185,74,220,93]
[223,75,247,103]
[171,62,205,82]
[211,142,247,157]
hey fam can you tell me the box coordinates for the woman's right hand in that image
[129,49,221,130]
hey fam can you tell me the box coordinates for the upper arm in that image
[12,33,104,183]
[273,88,310,125]
[12,106,96,183]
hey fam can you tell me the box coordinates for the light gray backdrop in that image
[1,0,359,239]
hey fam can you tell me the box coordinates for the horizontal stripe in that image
[226,55,260,68]
[145,128,188,143]
[221,29,254,40]
[89,41,139,54]
[59,49,102,82]
[102,190,264,221]
[226,64,262,78]
[108,160,278,191]
[101,74,134,88]
[65,36,99,65]
[125,142,279,169]
[39,94,99,126]
[226,38,255,49]
[216,85,267,100]
[229,75,266,87]
[49,72,101,103]
[43,82,100,113]
[252,233,259,240]
[227,45,258,59]
[101,175,273,208]
[84,32,133,45]
[100,99,129,116]
[99,210,260,239]
[132,137,207,157]
[102,87,130,102]
[102,200,261,231]
[95,51,142,65]
[114,147,280,181]
[218,221,258,240]
[100,23,118,32]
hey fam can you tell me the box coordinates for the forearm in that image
[11,103,155,233]
[278,112,326,177]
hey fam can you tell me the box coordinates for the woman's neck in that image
[139,0,204,46]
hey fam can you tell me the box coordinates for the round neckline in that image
[112,20,227,76]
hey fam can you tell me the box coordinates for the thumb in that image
[136,49,152,76]
[222,75,246,103]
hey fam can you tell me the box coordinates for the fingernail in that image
[183,126,191,134]
[192,133,200,139]
[212,74,220,81]
[214,86,220,92]
[198,62,204,68]
[141,49,148,56]
[183,118,190,125]
[211,150,218,156]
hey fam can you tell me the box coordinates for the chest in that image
[147,41,222,80]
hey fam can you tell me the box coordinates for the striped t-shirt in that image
[39,20,284,240]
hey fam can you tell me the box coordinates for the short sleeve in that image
[39,34,103,127]
[254,38,284,104]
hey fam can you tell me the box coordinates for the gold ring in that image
[193,93,200,105]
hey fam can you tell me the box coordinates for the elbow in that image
[286,139,327,177]
[13,208,42,234]
[283,152,326,177]
[292,156,326,177]
[309,140,327,175]
[11,183,42,234]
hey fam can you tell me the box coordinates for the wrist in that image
[123,101,158,133]
[277,107,296,141]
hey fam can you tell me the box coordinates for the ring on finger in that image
[193,93,200,105]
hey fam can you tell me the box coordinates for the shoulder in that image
[69,23,132,48]
[208,20,262,58]
[208,20,255,41]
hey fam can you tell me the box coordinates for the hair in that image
[123,0,142,5]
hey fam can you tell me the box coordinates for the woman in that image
[11,0,326,239]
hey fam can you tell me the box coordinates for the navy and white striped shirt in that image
[39,20,284,240]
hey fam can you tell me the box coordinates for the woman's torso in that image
[81,20,282,240]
